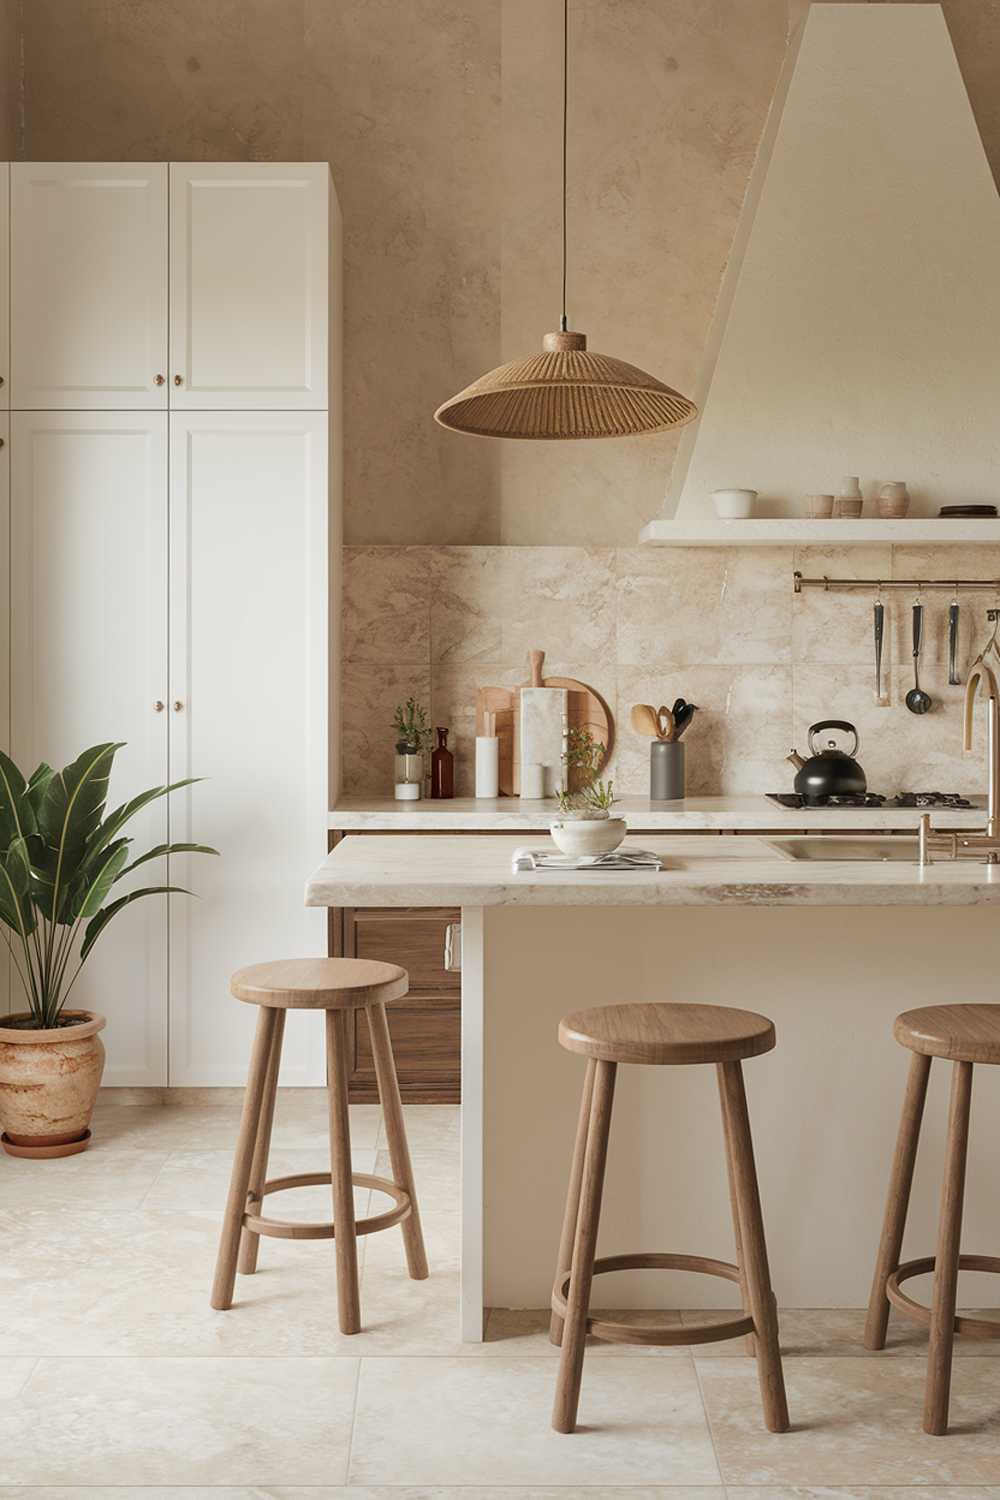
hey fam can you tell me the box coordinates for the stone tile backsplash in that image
[341,545,1000,799]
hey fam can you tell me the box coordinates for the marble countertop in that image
[306,833,1000,909]
[328,794,988,832]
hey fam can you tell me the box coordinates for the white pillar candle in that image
[475,736,500,799]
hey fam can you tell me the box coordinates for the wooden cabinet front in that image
[341,905,460,1103]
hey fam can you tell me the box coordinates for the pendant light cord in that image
[560,0,568,332]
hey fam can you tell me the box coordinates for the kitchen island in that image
[307,834,1000,1339]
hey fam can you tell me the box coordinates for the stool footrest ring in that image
[886,1254,1000,1340]
[242,1171,410,1241]
[551,1251,755,1347]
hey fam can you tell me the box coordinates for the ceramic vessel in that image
[0,1011,106,1157]
[805,493,835,518]
[550,815,627,858]
[712,488,757,520]
[878,481,910,518]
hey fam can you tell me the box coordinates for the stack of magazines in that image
[511,847,664,872]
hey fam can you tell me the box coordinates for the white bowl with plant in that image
[550,729,626,857]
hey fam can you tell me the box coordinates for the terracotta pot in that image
[0,1010,106,1157]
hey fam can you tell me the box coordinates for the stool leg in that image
[238,1008,285,1275]
[327,1008,362,1334]
[553,1058,616,1435]
[211,1005,280,1311]
[550,1057,596,1347]
[864,1050,932,1350]
[367,1000,429,1280]
[924,1059,973,1436]
[718,1064,756,1357]
[718,1059,789,1434]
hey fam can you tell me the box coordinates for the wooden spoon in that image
[630,703,662,738]
[656,704,676,742]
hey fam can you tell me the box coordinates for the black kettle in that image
[787,720,866,805]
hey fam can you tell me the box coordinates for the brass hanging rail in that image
[793,571,1000,594]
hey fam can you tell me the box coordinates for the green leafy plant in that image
[556,728,616,815]
[392,697,431,753]
[0,742,217,1030]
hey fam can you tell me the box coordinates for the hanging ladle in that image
[905,601,932,715]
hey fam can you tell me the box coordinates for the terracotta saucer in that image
[1,1128,92,1159]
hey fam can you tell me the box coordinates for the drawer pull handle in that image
[444,922,462,974]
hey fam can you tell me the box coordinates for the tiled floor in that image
[1,1090,999,1494]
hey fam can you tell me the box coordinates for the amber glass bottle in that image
[431,727,454,799]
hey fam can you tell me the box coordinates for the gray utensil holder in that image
[650,740,685,800]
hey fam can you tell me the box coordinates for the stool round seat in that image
[894,1003,1000,1065]
[558,1001,775,1066]
[230,957,408,1011]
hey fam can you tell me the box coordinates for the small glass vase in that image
[394,743,424,801]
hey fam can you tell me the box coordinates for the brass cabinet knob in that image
[172,700,184,712]
[154,374,165,386]
[173,374,183,386]
[153,700,165,712]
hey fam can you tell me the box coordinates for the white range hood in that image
[643,3,1000,546]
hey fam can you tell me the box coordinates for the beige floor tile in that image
[141,1146,376,1217]
[697,1355,1000,1485]
[349,1355,720,1486]
[362,1206,458,1272]
[0,1360,37,1398]
[0,1356,358,1486]
[92,1093,381,1150]
[390,1102,460,1152]
[728,1489,1000,1499]
[0,1205,383,1357]
[374,1146,455,1213]
[0,1148,168,1208]
[0,1488,725,1498]
[485,1306,690,1356]
[686,1305,1000,1357]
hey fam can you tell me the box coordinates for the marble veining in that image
[341,543,1000,800]
[307,834,1000,909]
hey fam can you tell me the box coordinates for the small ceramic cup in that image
[713,488,757,520]
[878,481,910,518]
[806,493,835,519]
[835,496,863,518]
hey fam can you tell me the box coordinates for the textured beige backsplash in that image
[341,543,998,800]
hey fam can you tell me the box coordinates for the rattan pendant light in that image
[434,0,697,441]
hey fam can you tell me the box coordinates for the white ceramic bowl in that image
[550,816,627,858]
[712,488,757,520]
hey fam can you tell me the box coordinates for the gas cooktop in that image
[766,792,975,810]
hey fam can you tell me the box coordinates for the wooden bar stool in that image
[550,1001,789,1436]
[211,958,428,1333]
[865,1003,1000,1435]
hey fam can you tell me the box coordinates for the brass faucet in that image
[919,660,1000,864]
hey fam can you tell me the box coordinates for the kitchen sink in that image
[765,836,920,863]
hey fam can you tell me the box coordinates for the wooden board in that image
[475,678,613,797]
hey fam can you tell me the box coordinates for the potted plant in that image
[550,728,626,857]
[0,742,217,1158]
[392,696,431,801]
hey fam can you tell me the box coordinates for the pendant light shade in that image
[434,330,698,441]
[433,1,697,442]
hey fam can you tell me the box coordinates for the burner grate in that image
[766,792,974,810]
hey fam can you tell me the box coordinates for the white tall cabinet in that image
[0,162,341,1086]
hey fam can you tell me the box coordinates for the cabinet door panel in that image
[0,165,9,407]
[350,909,461,993]
[11,164,168,409]
[354,1003,461,1086]
[168,413,328,1084]
[10,413,168,1082]
[0,416,8,1014]
[169,164,328,410]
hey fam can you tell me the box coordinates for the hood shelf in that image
[640,518,1000,548]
